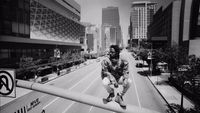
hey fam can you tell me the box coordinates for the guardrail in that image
[16,80,160,113]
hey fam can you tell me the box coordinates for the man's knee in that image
[102,77,110,86]
[124,78,132,87]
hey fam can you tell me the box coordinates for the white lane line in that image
[88,106,115,113]
[42,77,74,109]
[88,106,93,113]
[62,75,100,113]
[43,67,100,109]
[127,54,142,108]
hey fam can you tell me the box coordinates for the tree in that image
[150,49,167,74]
[189,55,200,76]
[137,48,148,64]
[166,103,200,113]
[163,44,180,75]
[188,55,200,92]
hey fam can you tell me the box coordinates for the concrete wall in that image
[171,0,181,45]
[55,0,80,13]
[189,39,200,56]
[39,0,80,22]
[182,0,193,41]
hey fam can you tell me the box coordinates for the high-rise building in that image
[86,34,94,52]
[153,0,175,11]
[101,7,122,51]
[0,0,87,110]
[148,0,200,56]
[0,0,85,71]
[102,7,120,26]
[83,22,100,54]
[110,27,117,45]
[129,1,156,46]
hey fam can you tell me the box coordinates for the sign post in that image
[0,69,16,97]
[178,65,190,113]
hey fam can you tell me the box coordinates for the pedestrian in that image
[101,45,131,107]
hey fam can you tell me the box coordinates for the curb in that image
[41,60,96,84]
[146,74,176,113]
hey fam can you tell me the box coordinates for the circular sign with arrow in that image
[0,70,15,97]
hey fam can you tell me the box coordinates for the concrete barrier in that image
[16,80,160,113]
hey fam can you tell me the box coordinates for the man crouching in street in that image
[101,45,132,107]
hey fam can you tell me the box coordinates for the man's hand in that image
[123,76,130,84]
[123,74,129,80]
[114,82,118,88]
[109,75,118,88]
[110,76,116,83]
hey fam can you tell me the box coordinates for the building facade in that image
[30,0,84,43]
[148,0,181,49]
[0,0,85,79]
[83,23,101,54]
[148,0,200,56]
[180,0,200,56]
[101,7,122,51]
[129,1,156,46]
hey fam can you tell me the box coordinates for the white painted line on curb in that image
[127,53,142,109]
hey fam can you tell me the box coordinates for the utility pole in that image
[180,83,184,113]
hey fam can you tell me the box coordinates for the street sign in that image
[0,69,16,97]
[147,52,154,60]
[54,48,60,58]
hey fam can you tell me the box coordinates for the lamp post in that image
[147,42,153,77]
[138,38,141,50]
[178,65,190,113]
[180,81,184,113]
[151,43,153,77]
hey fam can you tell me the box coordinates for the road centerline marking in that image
[42,66,100,110]
[62,75,100,113]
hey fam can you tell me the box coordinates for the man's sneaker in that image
[115,93,126,107]
[114,83,118,88]
[106,92,115,102]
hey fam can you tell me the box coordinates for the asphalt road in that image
[41,50,168,113]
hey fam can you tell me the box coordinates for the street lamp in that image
[147,43,153,76]
[178,65,190,113]
[150,43,153,77]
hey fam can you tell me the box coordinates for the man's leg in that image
[122,78,131,96]
[102,77,115,101]
[115,77,132,107]
[117,77,131,96]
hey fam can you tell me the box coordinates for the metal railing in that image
[16,80,160,113]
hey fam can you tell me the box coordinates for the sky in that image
[74,0,153,46]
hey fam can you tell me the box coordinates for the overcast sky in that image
[75,0,154,46]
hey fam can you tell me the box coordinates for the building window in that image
[0,0,30,37]
[198,6,200,25]
[0,49,9,59]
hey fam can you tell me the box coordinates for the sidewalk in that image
[142,67,194,111]
[33,59,97,83]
